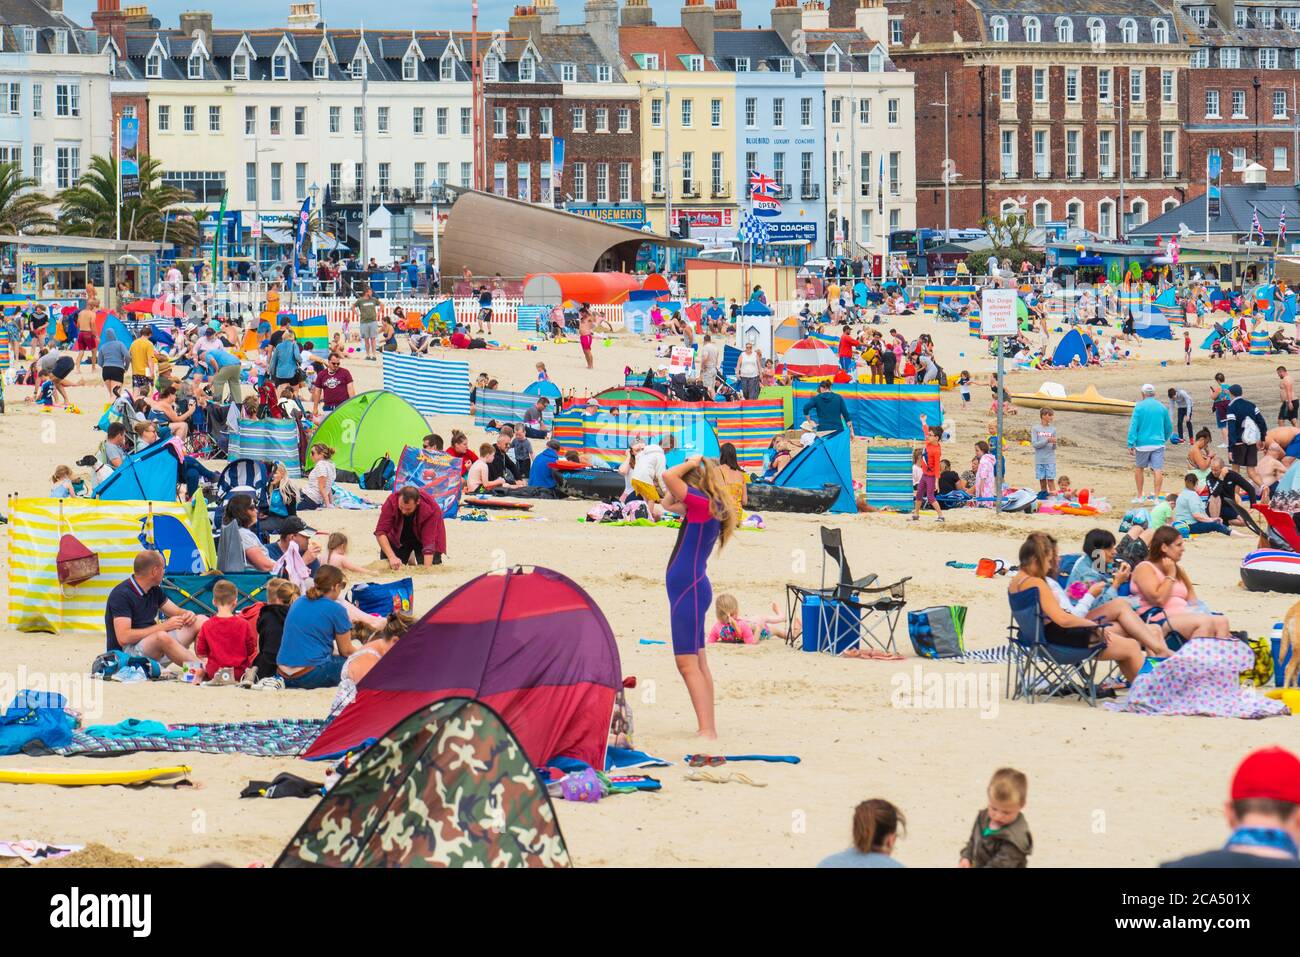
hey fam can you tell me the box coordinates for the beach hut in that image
[278,697,570,868]
[309,390,431,475]
[92,438,182,501]
[303,566,622,771]
[771,429,857,513]
[785,338,839,378]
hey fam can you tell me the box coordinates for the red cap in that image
[1231,747,1300,804]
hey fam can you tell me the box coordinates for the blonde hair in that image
[274,580,301,605]
[265,577,289,603]
[714,593,739,622]
[51,465,73,484]
[311,443,336,460]
[306,564,345,600]
[682,458,739,548]
[989,767,1028,807]
[381,610,415,640]
[326,532,348,554]
[212,579,237,607]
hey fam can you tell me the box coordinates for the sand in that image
[0,311,1295,868]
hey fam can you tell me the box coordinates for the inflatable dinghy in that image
[1240,549,1300,593]
[999,488,1039,513]
[746,483,842,514]
[552,468,627,502]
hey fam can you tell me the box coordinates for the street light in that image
[929,72,952,240]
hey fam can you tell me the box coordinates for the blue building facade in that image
[716,31,826,264]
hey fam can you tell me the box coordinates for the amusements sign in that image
[980,288,1018,337]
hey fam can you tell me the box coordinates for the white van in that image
[696,247,740,263]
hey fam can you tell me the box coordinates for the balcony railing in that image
[711,180,730,198]
[801,183,821,199]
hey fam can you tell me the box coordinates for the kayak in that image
[0,765,192,786]
[553,468,626,502]
[746,483,842,514]
[1010,385,1135,416]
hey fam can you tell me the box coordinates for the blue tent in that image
[93,439,181,501]
[1200,321,1232,350]
[741,299,773,316]
[772,428,857,513]
[1050,328,1094,367]
[523,379,562,400]
[1130,305,1172,339]
[100,313,134,348]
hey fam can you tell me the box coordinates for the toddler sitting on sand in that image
[959,768,1033,868]
[707,594,795,645]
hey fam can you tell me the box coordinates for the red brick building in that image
[831,0,1190,237]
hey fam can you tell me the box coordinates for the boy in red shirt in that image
[837,324,860,374]
[912,413,944,523]
[195,580,258,681]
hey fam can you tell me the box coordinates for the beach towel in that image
[84,718,199,740]
[863,445,914,511]
[382,353,470,416]
[684,754,802,764]
[1104,639,1289,719]
[329,484,377,510]
[43,719,329,757]
[270,540,313,590]
[545,748,672,775]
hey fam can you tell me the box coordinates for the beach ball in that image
[1078,488,1090,506]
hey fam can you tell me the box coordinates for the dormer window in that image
[1120,18,1137,43]
[21,28,35,53]
[1023,17,1040,43]
[826,51,839,72]
[314,54,327,78]
[403,53,418,80]
[351,56,365,79]
[867,50,883,72]
[1055,17,1073,43]
[519,55,534,82]
[188,53,202,78]
[559,61,576,80]
[440,55,454,80]
[1152,19,1169,43]
[484,55,499,81]
[273,54,289,79]
[54,29,68,54]
[233,53,249,79]
[777,58,792,74]
[1259,8,1275,28]
[735,56,750,72]
[146,52,163,78]
[686,55,703,71]
[990,16,1007,41]
[1087,17,1105,44]
[1234,6,1247,27]
[596,64,611,82]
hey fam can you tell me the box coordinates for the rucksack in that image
[362,454,396,491]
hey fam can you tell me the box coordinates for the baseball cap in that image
[279,517,317,537]
[1231,746,1300,804]
[1140,383,1155,395]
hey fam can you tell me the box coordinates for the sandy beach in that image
[1,311,1295,868]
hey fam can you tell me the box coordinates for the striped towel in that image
[48,719,328,757]
[382,353,470,416]
[474,388,554,429]
[864,445,914,511]
[227,419,303,477]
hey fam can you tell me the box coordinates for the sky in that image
[64,0,778,32]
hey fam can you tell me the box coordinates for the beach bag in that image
[351,578,414,617]
[1240,415,1262,446]
[362,454,395,491]
[907,605,968,659]
[56,534,99,586]
[1239,634,1274,687]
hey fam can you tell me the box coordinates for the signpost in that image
[668,345,694,376]
[981,288,1018,503]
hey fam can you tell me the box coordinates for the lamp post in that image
[1254,75,1262,163]
[930,71,952,241]
[252,128,274,277]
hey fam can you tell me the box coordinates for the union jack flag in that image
[749,171,777,195]
[1280,208,1288,247]
[1252,206,1265,243]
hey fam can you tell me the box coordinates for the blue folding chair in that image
[1006,588,1108,706]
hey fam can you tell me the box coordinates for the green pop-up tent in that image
[308,390,430,474]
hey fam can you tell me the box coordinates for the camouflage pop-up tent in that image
[277,697,570,868]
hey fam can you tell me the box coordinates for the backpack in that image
[362,454,396,491]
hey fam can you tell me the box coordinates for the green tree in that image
[57,154,202,249]
[0,162,55,234]
[966,212,1043,275]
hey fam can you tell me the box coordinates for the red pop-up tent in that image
[305,567,622,770]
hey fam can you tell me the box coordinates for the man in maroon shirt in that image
[374,486,446,568]
[311,354,354,416]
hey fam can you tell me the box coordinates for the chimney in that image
[801,0,829,30]
[287,2,320,27]
[40,0,64,12]
[681,0,715,58]
[853,0,887,41]
[584,0,620,62]
[536,0,560,34]
[179,10,213,39]
[621,0,655,26]
[92,0,127,54]
[827,0,855,28]
[509,5,544,45]
[714,0,742,30]
[771,0,802,46]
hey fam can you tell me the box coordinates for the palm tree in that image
[0,162,55,234]
[57,154,201,249]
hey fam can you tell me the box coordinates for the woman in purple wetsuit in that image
[663,454,738,738]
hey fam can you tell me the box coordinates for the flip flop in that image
[685,770,767,787]
[686,754,727,768]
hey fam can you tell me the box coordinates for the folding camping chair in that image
[785,527,911,655]
[217,459,271,510]
[162,572,271,616]
[1005,589,1108,706]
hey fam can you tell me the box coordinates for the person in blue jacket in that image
[1224,383,1269,485]
[527,440,562,490]
[802,380,853,435]
[271,329,301,387]
[1126,383,1174,503]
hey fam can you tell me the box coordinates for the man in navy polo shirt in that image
[103,550,206,665]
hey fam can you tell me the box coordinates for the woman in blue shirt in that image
[271,329,302,387]
[277,565,358,689]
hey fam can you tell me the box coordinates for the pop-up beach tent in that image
[309,390,430,474]
[1050,328,1096,367]
[771,428,857,513]
[304,567,622,772]
[1130,305,1173,339]
[279,697,570,868]
[93,438,182,501]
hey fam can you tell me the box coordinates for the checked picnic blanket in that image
[50,719,327,757]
